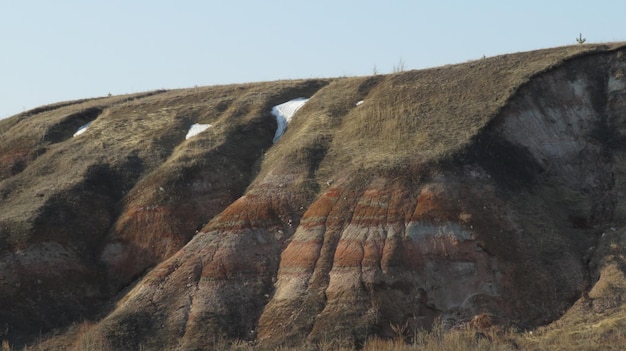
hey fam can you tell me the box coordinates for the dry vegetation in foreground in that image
[5,318,626,351]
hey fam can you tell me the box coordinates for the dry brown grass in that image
[0,79,329,250]
[66,322,113,351]
[193,324,626,350]
[9,314,626,351]
[517,317,626,351]
[260,43,626,184]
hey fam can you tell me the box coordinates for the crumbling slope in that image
[2,43,626,350]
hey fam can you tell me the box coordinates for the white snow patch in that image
[356,100,364,106]
[609,76,626,93]
[272,97,309,143]
[73,122,92,137]
[185,123,212,140]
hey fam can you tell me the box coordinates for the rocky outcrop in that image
[2,43,626,350]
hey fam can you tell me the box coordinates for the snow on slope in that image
[272,98,309,143]
[73,122,92,137]
[185,123,212,140]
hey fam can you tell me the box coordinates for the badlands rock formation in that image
[1,43,626,350]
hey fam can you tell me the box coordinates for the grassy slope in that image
[0,79,331,345]
[267,43,626,182]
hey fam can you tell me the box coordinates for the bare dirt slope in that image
[1,43,626,350]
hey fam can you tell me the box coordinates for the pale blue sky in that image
[1,0,624,119]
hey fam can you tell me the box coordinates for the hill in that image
[1,43,626,350]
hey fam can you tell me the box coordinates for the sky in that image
[1,0,625,119]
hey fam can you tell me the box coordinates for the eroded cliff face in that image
[2,44,626,350]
